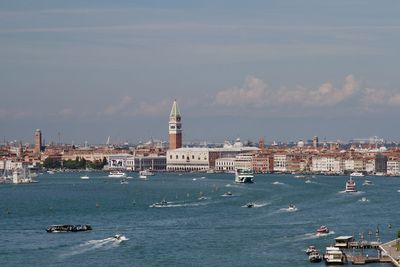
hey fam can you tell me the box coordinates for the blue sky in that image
[1,0,400,144]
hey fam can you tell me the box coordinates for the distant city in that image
[1,100,400,183]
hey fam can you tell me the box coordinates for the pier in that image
[380,239,400,267]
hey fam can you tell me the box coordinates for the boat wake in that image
[279,207,298,212]
[338,190,364,195]
[60,235,127,258]
[192,176,206,181]
[272,181,286,185]
[296,231,336,241]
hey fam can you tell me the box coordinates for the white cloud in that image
[214,74,360,109]
[104,96,133,115]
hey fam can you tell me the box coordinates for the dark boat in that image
[245,202,255,208]
[46,224,92,233]
[309,251,322,263]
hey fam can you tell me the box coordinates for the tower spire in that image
[168,99,182,149]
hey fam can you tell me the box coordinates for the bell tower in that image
[169,99,182,149]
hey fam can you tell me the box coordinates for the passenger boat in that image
[316,225,329,234]
[235,168,254,183]
[46,224,92,233]
[309,250,322,263]
[345,177,357,192]
[323,246,345,264]
[350,172,364,177]
[108,171,126,178]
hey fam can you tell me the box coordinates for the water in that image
[0,173,399,266]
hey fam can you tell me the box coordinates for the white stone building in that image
[273,154,287,172]
[387,160,400,176]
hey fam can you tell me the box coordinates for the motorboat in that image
[46,224,92,233]
[120,179,129,184]
[139,169,154,176]
[245,202,255,208]
[222,191,233,197]
[323,246,345,264]
[362,180,373,186]
[345,177,357,192]
[235,168,254,183]
[350,172,364,177]
[113,234,127,241]
[316,225,329,234]
[288,204,297,211]
[309,250,322,263]
[80,175,89,180]
[108,171,126,178]
[150,199,168,208]
[306,245,316,255]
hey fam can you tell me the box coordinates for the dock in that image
[350,255,392,265]
[379,239,400,267]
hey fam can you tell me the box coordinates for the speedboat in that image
[108,171,126,178]
[306,245,316,255]
[46,224,92,233]
[316,225,329,234]
[288,204,296,211]
[345,177,357,192]
[120,179,129,184]
[309,250,322,263]
[80,175,89,180]
[362,180,373,186]
[350,172,364,177]
[113,234,127,241]
[245,202,255,208]
[150,199,168,208]
[222,191,233,197]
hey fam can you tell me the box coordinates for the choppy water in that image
[0,172,399,266]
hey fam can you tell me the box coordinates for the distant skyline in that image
[1,1,400,143]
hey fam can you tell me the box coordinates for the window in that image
[170,155,172,159]
[192,155,194,159]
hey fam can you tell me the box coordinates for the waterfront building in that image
[252,153,273,173]
[166,147,219,172]
[169,100,182,150]
[273,154,287,172]
[387,159,400,176]
[375,153,388,174]
[365,158,376,174]
[235,154,253,171]
[311,156,342,174]
[215,157,235,172]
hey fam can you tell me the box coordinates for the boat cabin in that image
[334,236,355,248]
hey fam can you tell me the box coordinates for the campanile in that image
[169,99,182,149]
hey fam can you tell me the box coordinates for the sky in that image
[1,0,400,144]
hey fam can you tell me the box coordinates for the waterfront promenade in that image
[380,239,400,267]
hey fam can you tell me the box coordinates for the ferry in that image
[350,172,364,177]
[108,171,127,178]
[316,225,329,234]
[345,177,357,192]
[323,246,345,264]
[46,224,92,233]
[234,168,254,183]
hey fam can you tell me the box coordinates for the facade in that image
[387,160,400,176]
[215,157,235,172]
[166,148,219,172]
[273,154,287,172]
[375,154,388,174]
[169,100,182,150]
[107,154,166,171]
[311,156,342,173]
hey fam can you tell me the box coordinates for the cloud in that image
[137,98,171,117]
[215,75,360,109]
[104,96,133,115]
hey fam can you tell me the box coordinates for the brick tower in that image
[169,99,182,149]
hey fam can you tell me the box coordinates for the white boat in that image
[108,171,126,178]
[150,199,168,208]
[323,246,345,264]
[113,234,127,242]
[362,180,373,186]
[12,167,36,184]
[345,177,357,192]
[139,169,154,176]
[350,172,364,177]
[288,204,297,211]
[120,179,129,184]
[80,175,90,180]
[47,170,55,175]
[235,168,254,183]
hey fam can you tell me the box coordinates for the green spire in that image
[170,99,181,118]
